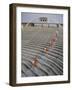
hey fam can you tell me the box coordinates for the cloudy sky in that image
[21,12,63,24]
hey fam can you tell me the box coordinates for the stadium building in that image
[21,13,63,29]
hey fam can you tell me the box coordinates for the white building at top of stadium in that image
[21,13,63,27]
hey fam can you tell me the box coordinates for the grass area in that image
[21,27,59,42]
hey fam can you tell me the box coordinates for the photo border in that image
[9,3,70,86]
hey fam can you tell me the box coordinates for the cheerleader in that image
[32,56,39,68]
[49,30,58,48]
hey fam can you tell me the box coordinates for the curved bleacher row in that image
[21,27,63,77]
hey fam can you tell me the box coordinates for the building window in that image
[40,17,47,22]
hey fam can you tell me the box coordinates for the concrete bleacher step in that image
[22,48,63,76]
[22,49,63,68]
[22,47,63,61]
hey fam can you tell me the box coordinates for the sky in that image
[21,12,63,24]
